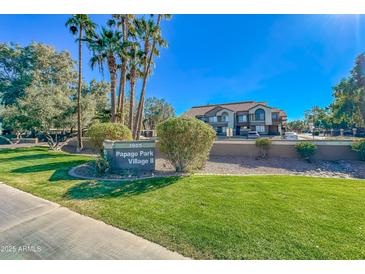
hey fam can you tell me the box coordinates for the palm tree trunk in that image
[76,24,83,152]
[111,74,117,123]
[133,48,148,139]
[134,15,162,140]
[134,80,145,139]
[117,61,127,124]
[108,56,117,123]
[117,17,128,124]
[129,67,136,131]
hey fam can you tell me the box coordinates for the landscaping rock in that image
[199,156,365,179]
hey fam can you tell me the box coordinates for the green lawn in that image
[0,147,364,259]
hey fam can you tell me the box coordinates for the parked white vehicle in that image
[247,131,260,139]
[283,132,298,140]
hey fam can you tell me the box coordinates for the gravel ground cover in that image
[152,156,365,179]
[73,155,365,180]
[200,156,365,179]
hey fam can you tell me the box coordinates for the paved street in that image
[0,182,186,260]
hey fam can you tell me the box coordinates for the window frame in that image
[255,109,265,121]
[208,116,217,123]
[237,114,247,123]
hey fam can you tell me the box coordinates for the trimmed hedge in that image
[157,117,216,172]
[255,138,271,159]
[295,142,317,162]
[87,122,132,154]
[95,156,110,175]
[351,140,365,161]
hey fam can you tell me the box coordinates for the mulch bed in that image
[69,160,183,181]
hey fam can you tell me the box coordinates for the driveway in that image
[0,182,186,259]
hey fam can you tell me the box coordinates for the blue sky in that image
[0,14,364,120]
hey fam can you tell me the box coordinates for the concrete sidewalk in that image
[0,182,186,259]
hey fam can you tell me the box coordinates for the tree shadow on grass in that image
[64,176,181,200]
[0,147,47,154]
[0,153,70,163]
[11,160,89,182]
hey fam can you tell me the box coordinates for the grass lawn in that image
[0,147,364,259]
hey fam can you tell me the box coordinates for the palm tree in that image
[126,42,143,131]
[133,15,169,139]
[65,14,96,152]
[108,14,135,124]
[87,28,122,122]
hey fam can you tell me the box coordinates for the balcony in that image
[272,117,281,124]
[250,118,265,122]
[207,116,229,124]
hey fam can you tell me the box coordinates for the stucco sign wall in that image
[103,140,156,172]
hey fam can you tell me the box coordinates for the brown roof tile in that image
[182,101,286,118]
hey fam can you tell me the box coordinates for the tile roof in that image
[182,101,287,118]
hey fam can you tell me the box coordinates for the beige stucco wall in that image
[215,109,234,129]
[66,138,359,161]
[210,140,358,161]
[248,105,273,125]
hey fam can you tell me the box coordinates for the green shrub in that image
[351,140,365,161]
[95,156,109,175]
[87,122,132,154]
[313,130,320,136]
[295,142,317,162]
[157,117,216,172]
[255,138,272,159]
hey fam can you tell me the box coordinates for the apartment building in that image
[183,101,287,136]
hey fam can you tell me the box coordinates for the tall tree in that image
[286,120,308,133]
[127,42,143,131]
[304,106,333,130]
[87,28,122,122]
[302,54,365,130]
[0,43,33,106]
[0,42,77,106]
[133,15,169,139]
[143,97,175,130]
[330,77,364,128]
[108,15,135,124]
[84,79,110,122]
[1,84,76,150]
[351,53,365,125]
[65,14,96,152]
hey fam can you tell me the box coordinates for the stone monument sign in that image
[103,140,156,172]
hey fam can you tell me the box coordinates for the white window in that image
[221,112,229,122]
[255,109,265,121]
[209,116,217,123]
[256,126,265,133]
[238,115,247,122]
[222,127,227,133]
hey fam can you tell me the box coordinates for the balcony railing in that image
[249,117,265,122]
[207,116,229,123]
